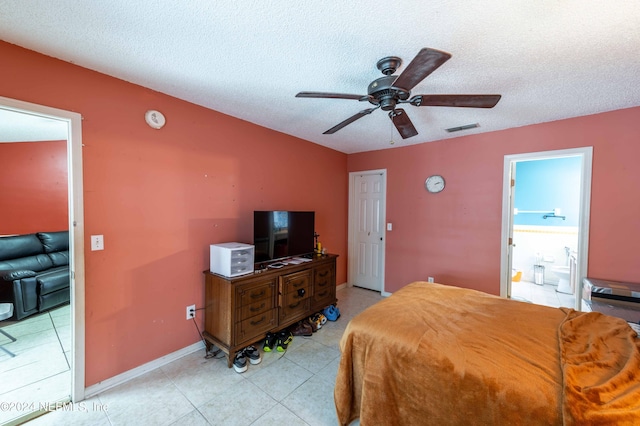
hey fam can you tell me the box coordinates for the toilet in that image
[552,266,572,294]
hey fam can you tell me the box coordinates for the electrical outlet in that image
[186,304,196,320]
[427,277,435,283]
[90,235,104,251]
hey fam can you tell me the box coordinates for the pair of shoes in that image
[276,330,293,352]
[290,321,313,337]
[323,305,340,321]
[263,332,277,352]
[233,345,262,373]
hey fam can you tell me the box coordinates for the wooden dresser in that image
[203,254,337,367]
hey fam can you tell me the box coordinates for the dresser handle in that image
[289,301,301,309]
[293,281,304,288]
[317,281,327,287]
[317,290,328,297]
[250,290,265,299]
[250,316,266,326]
[250,303,265,312]
[318,271,328,277]
[296,288,306,298]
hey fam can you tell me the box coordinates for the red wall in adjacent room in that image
[0,41,348,386]
[349,107,640,295]
[0,140,68,235]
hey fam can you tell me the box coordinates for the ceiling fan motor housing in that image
[367,75,410,111]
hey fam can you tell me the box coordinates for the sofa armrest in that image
[1,269,38,281]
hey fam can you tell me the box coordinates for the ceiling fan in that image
[296,48,501,139]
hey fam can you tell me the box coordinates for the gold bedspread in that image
[335,282,640,425]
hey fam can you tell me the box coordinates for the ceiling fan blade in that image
[389,108,418,139]
[409,94,501,108]
[296,91,369,101]
[392,48,452,92]
[323,107,378,134]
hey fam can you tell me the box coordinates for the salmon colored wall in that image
[0,140,68,234]
[349,107,640,295]
[0,41,348,386]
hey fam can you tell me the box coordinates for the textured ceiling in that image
[1,1,639,153]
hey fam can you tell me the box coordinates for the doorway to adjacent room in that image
[0,96,85,425]
[500,147,592,310]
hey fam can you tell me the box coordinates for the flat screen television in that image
[253,211,315,262]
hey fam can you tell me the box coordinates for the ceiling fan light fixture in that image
[296,48,501,139]
[445,123,479,133]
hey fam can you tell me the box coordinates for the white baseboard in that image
[336,282,348,291]
[84,340,205,399]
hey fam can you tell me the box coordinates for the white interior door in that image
[349,170,386,292]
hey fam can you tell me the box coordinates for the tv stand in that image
[203,254,337,367]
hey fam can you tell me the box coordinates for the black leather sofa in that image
[0,231,70,320]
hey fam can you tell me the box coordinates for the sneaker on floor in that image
[233,351,248,373]
[263,332,276,352]
[276,330,293,352]
[323,305,340,321]
[243,345,262,365]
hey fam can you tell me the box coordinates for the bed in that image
[335,282,640,425]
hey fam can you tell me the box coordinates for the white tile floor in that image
[21,286,384,426]
[0,305,71,425]
[510,279,586,311]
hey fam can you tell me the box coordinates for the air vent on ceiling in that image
[445,123,479,133]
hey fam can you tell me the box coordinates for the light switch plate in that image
[91,235,104,251]
[386,223,392,231]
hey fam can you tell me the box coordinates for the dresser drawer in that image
[235,309,277,345]
[236,278,276,308]
[314,265,333,292]
[239,298,273,319]
[311,286,333,307]
[280,298,309,322]
[281,270,311,294]
[312,262,336,310]
[282,287,310,306]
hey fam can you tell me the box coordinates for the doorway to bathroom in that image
[500,147,592,311]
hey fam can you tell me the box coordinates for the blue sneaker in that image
[323,305,340,321]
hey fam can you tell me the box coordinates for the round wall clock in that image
[145,110,166,129]
[425,175,445,193]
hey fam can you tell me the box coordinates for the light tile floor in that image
[23,286,384,426]
[0,305,71,425]
[510,279,588,311]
